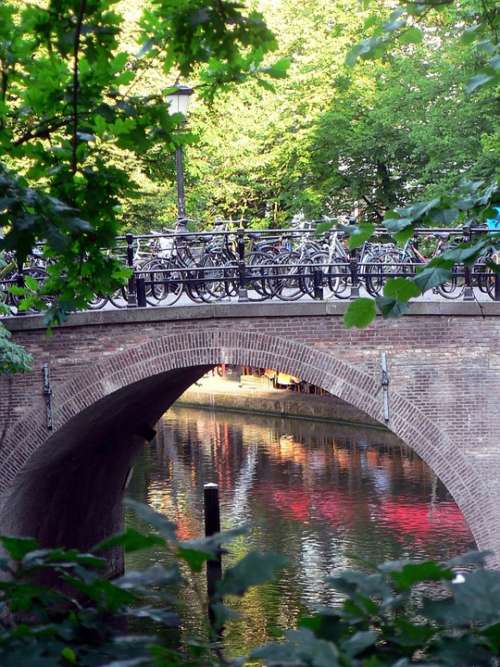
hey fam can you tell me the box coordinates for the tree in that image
[131,0,497,227]
[0,0,284,323]
[339,0,499,328]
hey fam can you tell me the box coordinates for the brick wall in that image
[1,302,500,561]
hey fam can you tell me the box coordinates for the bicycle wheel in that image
[196,253,234,302]
[88,294,109,310]
[246,251,279,301]
[300,252,329,299]
[364,249,408,297]
[274,252,306,301]
[325,254,350,299]
[139,258,184,306]
[435,264,464,300]
[108,285,128,308]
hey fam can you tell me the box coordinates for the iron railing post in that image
[462,224,474,301]
[349,254,360,299]
[16,261,24,289]
[495,269,500,302]
[14,259,25,316]
[126,233,137,307]
[237,228,248,302]
[313,267,324,300]
[135,275,146,307]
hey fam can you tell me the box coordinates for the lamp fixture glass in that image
[166,84,194,117]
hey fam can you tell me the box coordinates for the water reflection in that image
[125,406,475,654]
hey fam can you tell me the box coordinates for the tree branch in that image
[13,117,70,146]
[362,195,383,221]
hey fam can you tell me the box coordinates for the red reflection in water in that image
[261,487,470,543]
[266,488,357,526]
[272,490,310,521]
[379,499,470,542]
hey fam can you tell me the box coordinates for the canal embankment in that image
[176,373,386,430]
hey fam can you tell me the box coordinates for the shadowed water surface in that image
[125,406,475,654]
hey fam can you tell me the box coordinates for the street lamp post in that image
[167,84,194,233]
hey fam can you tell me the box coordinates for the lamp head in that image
[166,84,194,118]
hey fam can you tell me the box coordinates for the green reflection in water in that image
[125,406,475,656]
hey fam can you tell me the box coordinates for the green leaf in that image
[176,526,249,572]
[176,546,211,573]
[252,629,340,667]
[315,221,335,236]
[123,499,176,541]
[346,37,384,66]
[394,226,415,245]
[383,277,420,302]
[481,622,500,652]
[126,605,178,625]
[344,298,376,328]
[413,265,453,292]
[61,647,77,664]
[441,238,487,264]
[447,550,491,568]
[383,18,406,32]
[376,296,409,318]
[1,535,38,560]
[93,528,165,554]
[465,72,494,94]
[327,570,392,601]
[399,27,422,45]
[24,275,39,291]
[384,218,413,233]
[461,24,481,45]
[391,618,434,648]
[383,561,454,591]
[267,57,291,78]
[348,223,375,250]
[111,52,129,73]
[116,564,178,591]
[210,601,240,628]
[428,634,493,666]
[218,552,287,597]
[341,630,378,657]
[429,207,459,225]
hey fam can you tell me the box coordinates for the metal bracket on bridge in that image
[42,363,53,431]
[381,352,390,424]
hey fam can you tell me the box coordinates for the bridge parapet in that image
[1,301,500,566]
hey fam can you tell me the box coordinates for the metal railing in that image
[1,224,499,314]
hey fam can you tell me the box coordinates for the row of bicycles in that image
[1,223,499,312]
[90,224,499,307]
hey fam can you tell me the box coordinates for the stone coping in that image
[3,299,500,331]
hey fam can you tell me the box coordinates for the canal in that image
[125,405,475,655]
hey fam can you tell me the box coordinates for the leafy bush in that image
[0,500,499,666]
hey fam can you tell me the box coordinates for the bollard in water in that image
[204,483,222,628]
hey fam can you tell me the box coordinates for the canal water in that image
[125,405,475,654]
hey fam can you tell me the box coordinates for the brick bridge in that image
[1,301,499,570]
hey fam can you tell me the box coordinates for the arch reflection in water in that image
[125,406,475,655]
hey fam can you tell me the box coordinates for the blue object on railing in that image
[487,206,500,232]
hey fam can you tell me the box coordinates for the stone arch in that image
[0,329,491,564]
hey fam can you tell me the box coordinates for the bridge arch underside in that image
[0,330,493,568]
